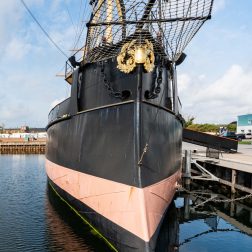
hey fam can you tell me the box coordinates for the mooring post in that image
[183,150,191,189]
[230,194,235,217]
[231,169,237,194]
[250,211,252,224]
[184,194,190,220]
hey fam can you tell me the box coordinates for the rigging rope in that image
[84,0,214,63]
[21,0,68,58]
[72,0,89,51]
[64,0,79,42]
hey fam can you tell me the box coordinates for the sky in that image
[0,0,252,127]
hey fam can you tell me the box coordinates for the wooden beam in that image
[106,0,113,43]
[115,0,126,39]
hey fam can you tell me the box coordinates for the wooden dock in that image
[0,141,46,154]
[183,142,252,195]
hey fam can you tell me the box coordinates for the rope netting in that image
[84,0,214,63]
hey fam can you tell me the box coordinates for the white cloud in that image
[180,64,252,124]
[178,74,191,93]
[4,38,32,61]
[0,1,22,45]
[0,100,32,127]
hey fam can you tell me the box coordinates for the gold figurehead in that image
[117,39,155,74]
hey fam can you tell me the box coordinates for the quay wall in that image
[0,139,46,154]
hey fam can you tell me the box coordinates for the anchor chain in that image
[210,193,252,203]
[177,185,252,208]
[155,64,163,94]
[101,62,122,99]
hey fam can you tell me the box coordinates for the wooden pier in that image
[182,142,252,196]
[0,141,46,154]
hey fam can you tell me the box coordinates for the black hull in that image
[46,101,182,187]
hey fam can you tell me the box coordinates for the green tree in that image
[227,123,237,132]
[184,116,195,128]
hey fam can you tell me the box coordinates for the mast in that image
[115,0,126,39]
[136,0,156,31]
[105,0,113,43]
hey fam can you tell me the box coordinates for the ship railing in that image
[65,61,74,84]
[48,97,71,124]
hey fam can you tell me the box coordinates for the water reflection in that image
[46,182,252,252]
[2,155,252,252]
[46,182,180,252]
[176,193,252,252]
[46,183,112,252]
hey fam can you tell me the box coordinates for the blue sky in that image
[0,0,252,127]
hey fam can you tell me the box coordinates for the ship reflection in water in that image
[46,183,252,252]
[46,183,179,252]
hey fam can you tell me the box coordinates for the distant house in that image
[20,126,29,133]
[237,114,252,134]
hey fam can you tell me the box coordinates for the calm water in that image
[0,155,252,252]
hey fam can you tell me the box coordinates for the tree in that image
[227,122,237,132]
[184,116,195,128]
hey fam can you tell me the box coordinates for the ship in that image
[45,0,214,251]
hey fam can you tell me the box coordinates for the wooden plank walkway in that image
[183,142,252,172]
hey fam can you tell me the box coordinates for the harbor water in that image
[1,155,252,252]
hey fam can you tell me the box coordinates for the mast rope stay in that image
[20,0,68,58]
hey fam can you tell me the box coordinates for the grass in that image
[238,140,252,145]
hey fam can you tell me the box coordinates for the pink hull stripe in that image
[46,159,180,242]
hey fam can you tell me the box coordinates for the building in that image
[0,126,46,140]
[20,125,29,133]
[237,114,252,134]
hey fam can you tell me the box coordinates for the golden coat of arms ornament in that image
[117,39,155,74]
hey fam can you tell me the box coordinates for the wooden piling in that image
[183,150,191,189]
[231,169,237,194]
